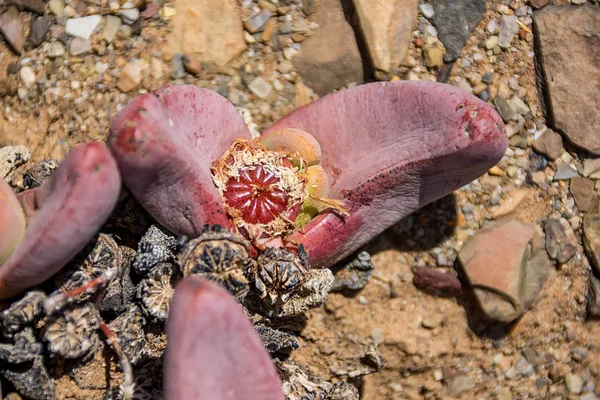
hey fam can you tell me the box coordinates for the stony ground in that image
[1,0,600,399]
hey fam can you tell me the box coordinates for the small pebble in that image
[419,3,434,18]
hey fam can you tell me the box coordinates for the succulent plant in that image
[108,82,507,269]
[0,142,121,300]
[0,81,507,398]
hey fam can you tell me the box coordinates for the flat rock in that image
[534,5,600,154]
[458,219,551,323]
[570,177,599,213]
[65,15,102,40]
[582,158,600,178]
[28,16,52,48]
[248,76,272,99]
[554,164,579,181]
[167,0,246,72]
[532,128,563,161]
[0,6,25,55]
[545,216,578,264]
[293,0,363,96]
[498,15,519,49]
[69,37,91,56]
[431,0,486,62]
[103,15,122,44]
[587,273,600,318]
[353,0,418,77]
[583,214,600,277]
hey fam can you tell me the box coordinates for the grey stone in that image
[534,5,600,154]
[498,15,519,49]
[293,0,363,96]
[554,164,579,180]
[244,9,272,33]
[431,0,486,62]
[248,77,272,99]
[119,3,140,24]
[509,96,530,115]
[133,225,177,275]
[545,216,578,264]
[69,37,91,56]
[494,95,517,122]
[28,16,52,48]
[419,3,434,18]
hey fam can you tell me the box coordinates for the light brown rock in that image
[0,6,25,55]
[532,128,563,161]
[534,5,600,154]
[570,177,599,213]
[353,0,418,77]
[458,219,551,323]
[583,214,600,276]
[492,189,530,219]
[117,62,141,93]
[293,0,363,96]
[167,0,246,72]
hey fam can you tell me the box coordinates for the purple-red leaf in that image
[108,85,252,237]
[0,142,121,300]
[164,276,284,400]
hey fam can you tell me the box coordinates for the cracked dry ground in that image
[1,0,600,399]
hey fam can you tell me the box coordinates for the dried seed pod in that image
[255,247,308,304]
[0,291,46,337]
[138,263,175,322]
[50,234,122,303]
[108,306,147,365]
[178,225,251,299]
[87,233,122,272]
[44,303,100,359]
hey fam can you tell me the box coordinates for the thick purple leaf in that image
[108,85,252,237]
[164,276,284,400]
[0,142,121,300]
[265,81,507,267]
